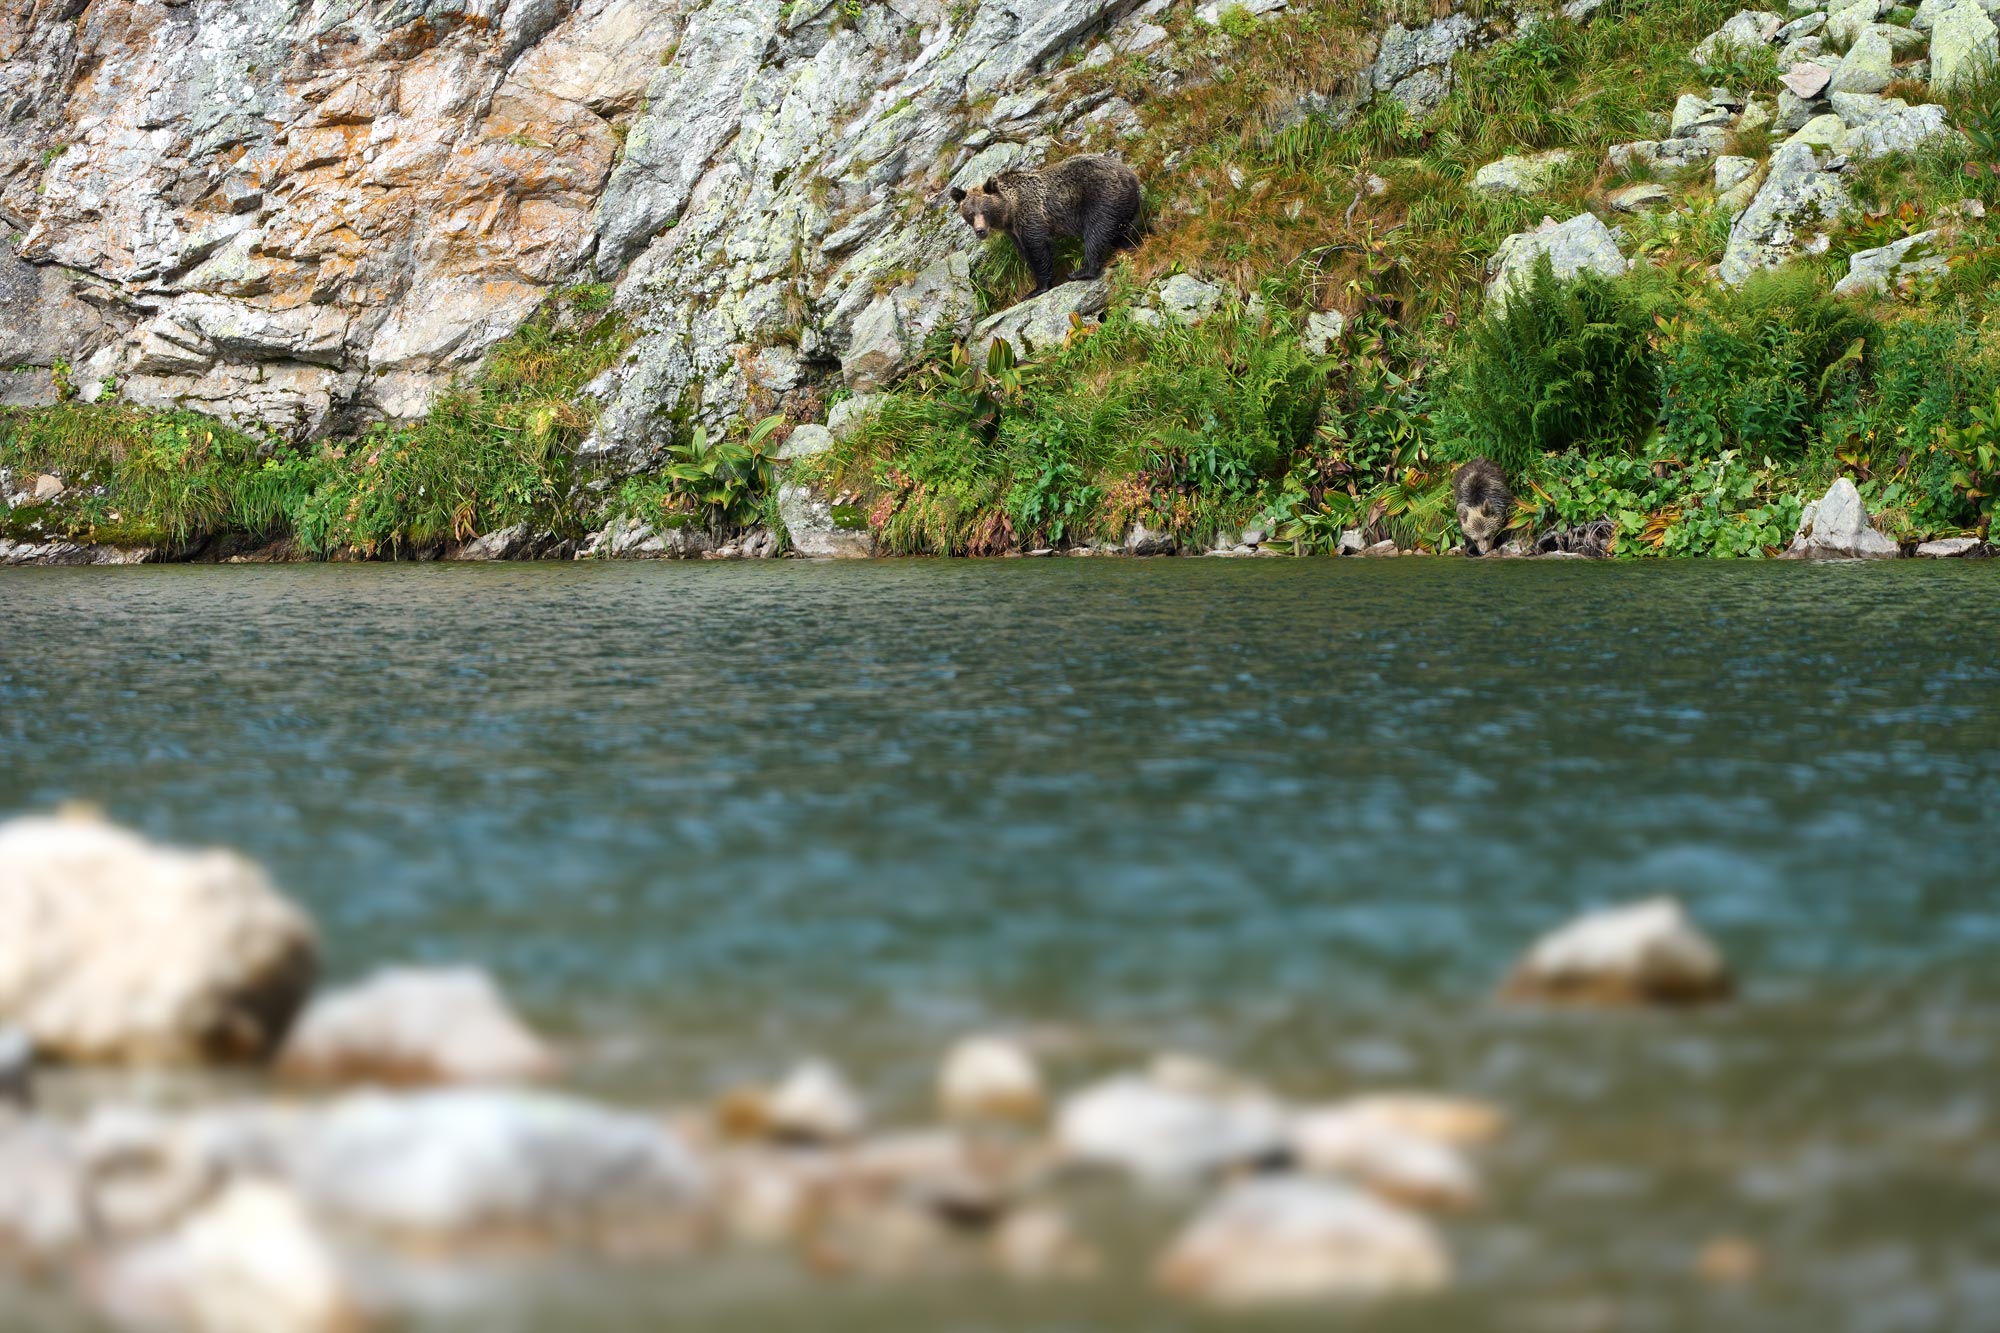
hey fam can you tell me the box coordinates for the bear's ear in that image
[981,177,999,194]
[949,186,966,202]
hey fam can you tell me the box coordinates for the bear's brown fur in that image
[1452,458,1513,557]
[950,154,1143,300]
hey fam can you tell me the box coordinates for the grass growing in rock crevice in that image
[0,287,634,556]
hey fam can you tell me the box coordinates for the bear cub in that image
[951,154,1143,301]
[1452,458,1513,557]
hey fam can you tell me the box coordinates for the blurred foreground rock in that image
[1155,1177,1451,1307]
[938,1036,1046,1122]
[91,1181,369,1333]
[1055,1071,1287,1184]
[0,814,317,1064]
[277,967,555,1087]
[291,1089,707,1251]
[1505,897,1732,1005]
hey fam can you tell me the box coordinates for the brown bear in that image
[950,154,1143,300]
[1452,458,1513,557]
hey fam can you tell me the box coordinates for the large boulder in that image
[1154,1177,1450,1306]
[1718,141,1850,285]
[1470,149,1572,196]
[974,280,1110,362]
[778,484,876,559]
[289,1089,707,1247]
[1830,25,1897,91]
[276,967,556,1087]
[0,814,317,1064]
[1931,0,2000,88]
[1503,897,1733,1005]
[1834,229,1950,295]
[1054,1073,1288,1183]
[1485,214,1630,308]
[1693,9,1785,64]
[1784,476,1903,557]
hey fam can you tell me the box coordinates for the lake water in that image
[2,558,1998,1330]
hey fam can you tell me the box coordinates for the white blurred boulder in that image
[89,1180,366,1333]
[768,1060,867,1144]
[0,814,317,1064]
[1155,1177,1450,1306]
[939,1036,1046,1122]
[1055,1073,1287,1183]
[1323,1093,1505,1146]
[1504,897,1732,1004]
[0,1118,87,1266]
[277,967,555,1087]
[289,1089,707,1247]
[1287,1109,1481,1210]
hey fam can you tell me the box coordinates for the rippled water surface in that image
[3,559,1998,1331]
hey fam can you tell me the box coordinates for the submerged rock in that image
[277,967,556,1088]
[1055,1073,1287,1184]
[1784,477,1903,558]
[0,814,317,1065]
[1155,1177,1450,1307]
[1504,897,1733,1005]
[938,1036,1047,1122]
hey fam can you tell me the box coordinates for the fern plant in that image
[1445,256,1661,474]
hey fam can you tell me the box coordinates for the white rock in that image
[1714,155,1760,193]
[1834,229,1948,295]
[1156,274,1226,324]
[1931,1,1999,88]
[31,473,64,502]
[0,1118,86,1265]
[992,1205,1100,1280]
[1505,897,1733,1004]
[450,524,531,562]
[1469,149,1572,196]
[775,424,835,461]
[1719,141,1850,285]
[1301,309,1347,355]
[974,280,1110,361]
[1155,1177,1451,1306]
[938,1036,1046,1121]
[1288,1109,1482,1209]
[0,814,317,1064]
[276,967,555,1087]
[1693,9,1786,65]
[1055,1074,1287,1183]
[89,1181,364,1333]
[1785,476,1904,558]
[1486,214,1630,308]
[1196,0,1288,23]
[1323,1093,1506,1146]
[778,484,875,559]
[768,1059,866,1143]
[291,1088,706,1244]
[1916,536,1983,556]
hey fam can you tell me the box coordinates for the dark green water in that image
[3,559,1998,1330]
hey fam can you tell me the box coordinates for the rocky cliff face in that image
[2,0,1504,453]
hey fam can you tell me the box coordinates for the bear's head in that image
[950,179,1013,240]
